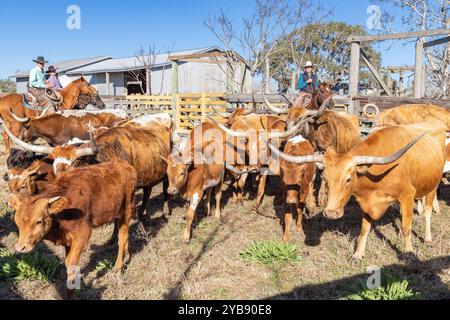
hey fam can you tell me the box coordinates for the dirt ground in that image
[0,142,449,300]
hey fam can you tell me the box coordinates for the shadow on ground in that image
[265,255,450,300]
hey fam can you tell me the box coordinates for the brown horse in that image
[265,82,335,114]
[292,82,334,110]
[0,77,105,152]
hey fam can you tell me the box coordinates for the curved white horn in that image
[262,92,288,114]
[268,117,311,139]
[264,137,323,164]
[3,122,53,154]
[36,105,53,119]
[363,103,380,119]
[9,109,29,123]
[353,132,425,166]
[317,94,334,115]
[210,105,232,118]
[225,164,258,175]
[208,117,248,138]
[75,147,96,158]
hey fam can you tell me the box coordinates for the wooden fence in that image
[104,92,450,135]
[105,93,230,134]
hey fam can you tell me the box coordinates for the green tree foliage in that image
[268,22,382,88]
[0,79,16,93]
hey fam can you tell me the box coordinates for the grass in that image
[95,257,115,272]
[240,241,301,265]
[0,248,62,282]
[343,272,421,300]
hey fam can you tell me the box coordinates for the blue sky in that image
[0,0,413,79]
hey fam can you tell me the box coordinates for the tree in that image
[205,0,333,93]
[0,79,16,93]
[372,0,450,98]
[268,22,382,90]
[127,44,159,95]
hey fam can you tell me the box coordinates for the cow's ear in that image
[8,194,21,210]
[356,165,371,176]
[48,196,67,215]
[26,167,40,178]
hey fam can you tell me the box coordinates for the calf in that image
[279,135,316,242]
[165,121,225,242]
[9,159,137,297]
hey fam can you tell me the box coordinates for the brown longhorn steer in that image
[209,108,303,213]
[279,135,316,242]
[9,159,137,298]
[365,104,450,131]
[165,120,226,242]
[267,125,445,259]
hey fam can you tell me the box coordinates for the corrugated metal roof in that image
[66,47,222,75]
[12,56,112,78]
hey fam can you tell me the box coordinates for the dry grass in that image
[0,147,449,300]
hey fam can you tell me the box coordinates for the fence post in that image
[172,60,179,129]
[175,94,181,131]
[201,92,206,123]
[349,41,360,97]
[415,39,424,98]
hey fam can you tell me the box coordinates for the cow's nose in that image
[14,244,27,254]
[167,187,178,195]
[286,198,297,205]
[323,208,344,220]
[3,172,9,182]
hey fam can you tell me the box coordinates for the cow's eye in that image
[344,174,352,184]
[35,220,44,226]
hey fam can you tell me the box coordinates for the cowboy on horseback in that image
[47,65,62,91]
[298,61,319,94]
[27,56,60,110]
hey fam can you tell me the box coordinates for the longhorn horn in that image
[353,132,426,166]
[2,121,53,154]
[210,105,232,118]
[243,93,257,115]
[208,117,248,138]
[317,94,334,116]
[9,108,29,123]
[75,146,96,158]
[73,121,97,158]
[185,113,198,127]
[262,92,288,114]
[268,116,311,139]
[225,164,258,176]
[263,136,324,164]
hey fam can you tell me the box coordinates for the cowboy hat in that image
[32,56,48,64]
[47,65,58,74]
[304,61,314,68]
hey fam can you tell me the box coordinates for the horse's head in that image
[76,77,106,109]
[316,82,334,110]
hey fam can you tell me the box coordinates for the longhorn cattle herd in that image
[0,79,450,297]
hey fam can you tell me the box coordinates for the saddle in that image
[22,92,40,110]
[23,89,63,111]
[292,92,313,108]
